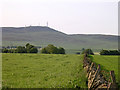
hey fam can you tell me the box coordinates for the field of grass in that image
[91,55,119,84]
[2,53,87,88]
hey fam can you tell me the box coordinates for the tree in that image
[45,44,58,54]
[109,50,120,55]
[29,47,38,53]
[82,49,94,55]
[16,46,27,53]
[41,48,48,54]
[41,44,65,54]
[100,50,120,55]
[2,43,38,53]
[8,49,13,53]
[26,43,38,53]
[76,52,80,54]
[82,48,85,51]
[58,47,65,54]
[100,50,109,55]
[2,48,8,53]
[26,43,30,48]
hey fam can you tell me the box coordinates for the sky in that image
[0,0,119,35]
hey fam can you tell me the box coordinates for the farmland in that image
[2,53,119,88]
[2,53,87,88]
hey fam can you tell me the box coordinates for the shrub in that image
[26,43,38,53]
[16,46,27,53]
[58,47,65,54]
[41,48,48,54]
[100,50,120,55]
[29,47,38,53]
[2,48,8,53]
[82,49,94,55]
[45,44,58,54]
[76,52,80,54]
[2,43,38,53]
[41,44,65,54]
[100,50,109,55]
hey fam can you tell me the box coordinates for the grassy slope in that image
[92,55,119,83]
[2,26,118,50]
[2,54,87,88]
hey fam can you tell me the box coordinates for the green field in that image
[91,55,119,84]
[2,53,119,88]
[2,53,87,88]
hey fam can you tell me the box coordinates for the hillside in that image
[2,26,118,51]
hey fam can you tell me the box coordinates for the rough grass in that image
[91,55,119,84]
[2,53,87,88]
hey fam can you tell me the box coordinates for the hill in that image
[2,26,118,52]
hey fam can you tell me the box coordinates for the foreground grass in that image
[92,55,119,84]
[2,53,87,88]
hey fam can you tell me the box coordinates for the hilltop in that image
[2,26,118,52]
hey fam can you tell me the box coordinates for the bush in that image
[41,48,48,54]
[26,43,38,53]
[29,47,38,53]
[100,50,109,55]
[2,43,38,53]
[100,50,120,55]
[76,52,80,54]
[8,49,14,53]
[45,44,58,54]
[41,44,65,54]
[2,48,8,53]
[82,49,94,55]
[16,46,27,53]
[58,47,65,54]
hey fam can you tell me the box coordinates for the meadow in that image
[2,53,119,88]
[91,55,119,84]
[2,53,87,88]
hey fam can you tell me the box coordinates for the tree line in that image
[2,43,65,54]
[100,50,120,55]
[2,43,38,53]
[2,43,119,55]
[81,49,120,55]
[2,46,41,49]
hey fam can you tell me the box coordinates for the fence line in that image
[83,53,117,89]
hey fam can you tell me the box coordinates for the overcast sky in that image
[0,0,118,35]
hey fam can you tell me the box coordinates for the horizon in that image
[1,25,119,36]
[0,0,118,35]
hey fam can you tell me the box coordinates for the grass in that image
[2,53,87,88]
[91,55,119,84]
[2,27,118,51]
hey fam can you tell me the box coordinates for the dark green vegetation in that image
[41,44,65,54]
[2,26,118,53]
[82,49,94,55]
[100,50,120,55]
[2,43,38,53]
[91,55,119,84]
[2,54,87,88]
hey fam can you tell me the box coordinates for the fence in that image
[83,53,117,89]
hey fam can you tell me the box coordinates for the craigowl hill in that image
[2,26,118,50]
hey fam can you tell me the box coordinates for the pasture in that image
[2,53,87,88]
